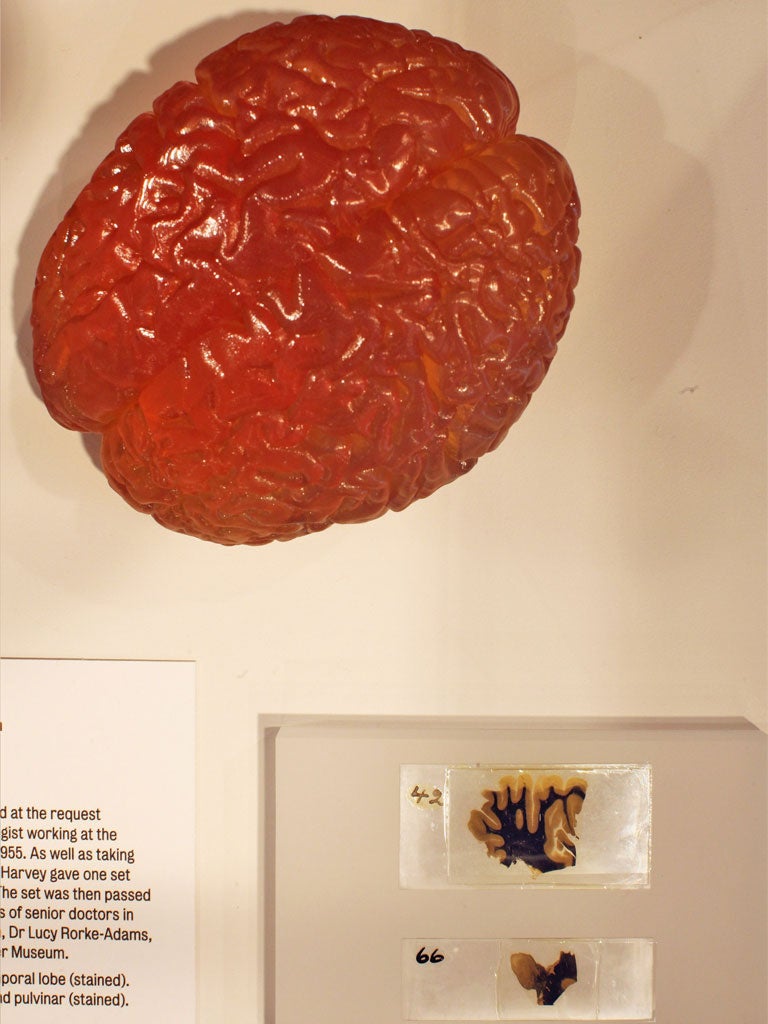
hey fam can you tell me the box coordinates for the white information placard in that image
[0,659,195,1021]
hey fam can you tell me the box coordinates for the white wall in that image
[2,1,765,1019]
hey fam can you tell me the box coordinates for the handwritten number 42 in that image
[410,786,443,806]
[416,947,444,964]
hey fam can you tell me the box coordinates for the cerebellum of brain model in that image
[32,14,580,545]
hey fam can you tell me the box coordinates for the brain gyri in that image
[32,15,581,545]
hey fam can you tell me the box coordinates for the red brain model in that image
[32,15,580,545]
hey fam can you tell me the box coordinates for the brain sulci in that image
[32,14,581,545]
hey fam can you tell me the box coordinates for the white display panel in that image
[272,717,766,1024]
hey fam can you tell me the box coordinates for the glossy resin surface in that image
[32,15,580,544]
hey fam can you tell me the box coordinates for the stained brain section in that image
[32,15,580,545]
[467,774,587,874]
[509,950,578,1006]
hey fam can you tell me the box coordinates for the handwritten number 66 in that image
[416,947,444,964]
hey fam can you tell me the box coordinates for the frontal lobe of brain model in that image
[32,15,581,545]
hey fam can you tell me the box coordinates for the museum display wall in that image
[1,1,765,1021]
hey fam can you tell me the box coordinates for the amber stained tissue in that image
[509,950,577,1006]
[32,14,580,545]
[467,773,587,873]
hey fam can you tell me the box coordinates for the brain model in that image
[32,15,581,545]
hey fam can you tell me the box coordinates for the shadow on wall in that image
[13,10,307,470]
[572,58,715,399]
[569,52,717,584]
[430,49,714,692]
